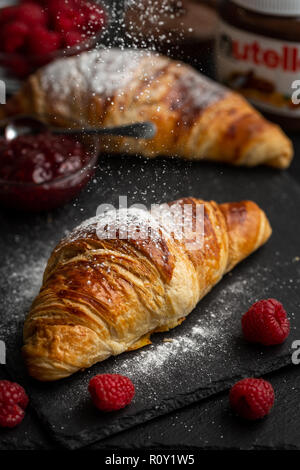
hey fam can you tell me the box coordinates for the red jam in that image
[0,133,87,183]
[0,133,96,211]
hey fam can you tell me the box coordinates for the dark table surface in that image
[1,44,300,451]
[0,142,300,452]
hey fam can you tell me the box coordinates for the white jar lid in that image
[232,0,300,16]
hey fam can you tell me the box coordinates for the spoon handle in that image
[50,122,156,139]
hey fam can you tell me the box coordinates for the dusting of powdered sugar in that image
[0,229,53,331]
[0,250,47,325]
[116,321,219,378]
[40,48,152,102]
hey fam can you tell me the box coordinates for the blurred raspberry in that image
[0,6,18,25]
[82,3,106,35]
[27,26,61,56]
[16,3,47,27]
[53,14,74,33]
[1,21,29,53]
[63,30,85,47]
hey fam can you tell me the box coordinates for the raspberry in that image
[16,3,47,27]
[53,14,74,33]
[48,0,75,18]
[63,30,85,47]
[0,6,18,25]
[0,404,25,428]
[242,298,290,346]
[1,21,29,53]
[89,374,135,412]
[84,4,106,35]
[229,378,274,420]
[0,380,29,428]
[27,27,61,56]
[0,380,29,409]
[72,10,87,31]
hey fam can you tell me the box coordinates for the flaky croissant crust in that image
[2,49,293,168]
[23,198,271,381]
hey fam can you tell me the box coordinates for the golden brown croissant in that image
[1,49,293,168]
[23,197,271,381]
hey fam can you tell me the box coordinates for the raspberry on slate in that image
[0,404,25,428]
[242,298,290,346]
[230,378,275,420]
[0,380,29,409]
[0,380,29,428]
[89,374,135,412]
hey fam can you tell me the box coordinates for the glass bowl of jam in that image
[0,124,99,211]
[0,0,108,91]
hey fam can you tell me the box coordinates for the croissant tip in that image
[266,147,294,169]
[267,129,293,169]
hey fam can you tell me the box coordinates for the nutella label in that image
[216,20,300,116]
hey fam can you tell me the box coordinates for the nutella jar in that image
[216,0,300,130]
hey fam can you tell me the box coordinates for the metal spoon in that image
[3,115,156,141]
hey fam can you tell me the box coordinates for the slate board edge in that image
[7,355,291,450]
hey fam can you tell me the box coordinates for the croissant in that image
[23,197,271,381]
[1,49,293,168]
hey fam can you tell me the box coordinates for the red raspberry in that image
[0,6,18,25]
[72,10,87,31]
[0,380,29,409]
[0,404,25,428]
[53,14,74,33]
[89,374,135,412]
[48,0,75,18]
[242,298,290,346]
[63,30,85,47]
[1,21,29,53]
[229,378,274,420]
[0,380,29,428]
[82,3,106,35]
[27,27,61,56]
[16,3,47,27]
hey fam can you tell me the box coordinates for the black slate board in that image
[89,365,300,451]
[1,155,300,449]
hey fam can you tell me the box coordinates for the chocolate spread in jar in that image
[216,0,300,130]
